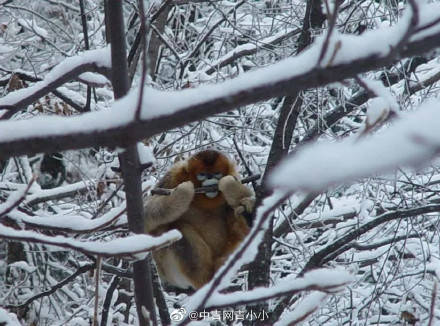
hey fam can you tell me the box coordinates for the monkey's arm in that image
[144,181,194,233]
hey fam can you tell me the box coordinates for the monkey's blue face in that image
[197,172,223,198]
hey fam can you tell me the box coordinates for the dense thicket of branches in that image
[1,0,440,325]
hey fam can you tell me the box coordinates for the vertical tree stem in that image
[105,1,157,325]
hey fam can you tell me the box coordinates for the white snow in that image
[18,18,49,39]
[8,204,125,232]
[269,101,440,192]
[274,292,328,326]
[8,261,37,273]
[206,268,353,308]
[137,142,155,165]
[78,72,110,86]
[0,4,439,149]
[0,308,21,326]
[0,224,181,256]
[0,46,111,108]
[25,180,95,204]
[0,185,29,215]
[361,78,398,112]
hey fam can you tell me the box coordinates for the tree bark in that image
[106,1,157,325]
[246,1,326,323]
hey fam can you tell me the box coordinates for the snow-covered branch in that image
[205,268,353,309]
[25,180,95,205]
[203,27,300,75]
[301,202,440,274]
[0,47,111,119]
[0,225,181,257]
[0,178,34,217]
[0,307,21,326]
[269,102,440,192]
[5,205,125,233]
[273,292,328,326]
[1,4,440,160]
[5,263,96,310]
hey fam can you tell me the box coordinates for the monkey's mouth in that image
[202,179,219,198]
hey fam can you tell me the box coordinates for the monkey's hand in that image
[234,197,254,216]
[171,181,195,207]
[218,176,254,214]
[145,181,194,233]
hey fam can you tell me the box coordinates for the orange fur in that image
[145,149,253,290]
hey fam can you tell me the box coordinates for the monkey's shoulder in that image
[157,161,190,188]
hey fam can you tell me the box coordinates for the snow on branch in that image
[203,27,301,75]
[301,202,440,274]
[274,292,328,326]
[6,204,126,233]
[0,224,181,258]
[205,268,353,309]
[0,307,21,326]
[0,46,111,118]
[0,178,34,217]
[25,180,95,205]
[5,263,96,310]
[1,4,440,159]
[270,102,440,192]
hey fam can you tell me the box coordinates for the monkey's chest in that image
[181,207,229,256]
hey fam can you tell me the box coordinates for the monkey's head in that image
[187,149,236,208]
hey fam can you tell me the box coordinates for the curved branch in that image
[5,263,96,309]
[204,269,352,310]
[300,203,440,274]
[1,12,440,159]
[0,225,181,258]
[0,47,111,119]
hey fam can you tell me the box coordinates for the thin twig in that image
[318,0,341,66]
[92,182,124,219]
[181,0,245,72]
[388,0,419,59]
[93,256,102,326]
[101,275,120,326]
[135,0,148,121]
[150,174,261,195]
[428,282,437,326]
[0,176,35,219]
[5,263,95,309]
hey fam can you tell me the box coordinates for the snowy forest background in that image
[1,0,440,325]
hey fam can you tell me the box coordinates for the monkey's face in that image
[187,150,235,203]
[196,172,224,198]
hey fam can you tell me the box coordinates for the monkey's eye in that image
[197,173,207,181]
[214,173,223,179]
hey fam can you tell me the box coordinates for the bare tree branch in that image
[300,203,440,275]
[5,262,96,310]
[106,1,157,325]
[0,177,35,218]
